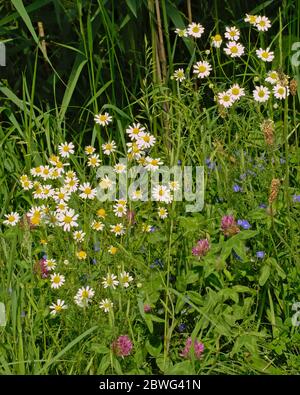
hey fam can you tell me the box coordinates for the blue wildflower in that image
[293,195,300,203]
[237,219,251,230]
[256,251,265,259]
[233,184,242,192]
[178,323,186,332]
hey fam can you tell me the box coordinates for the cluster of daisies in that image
[48,270,133,315]
[2,114,180,315]
[171,14,290,107]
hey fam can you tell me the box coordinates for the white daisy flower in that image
[99,175,114,190]
[49,299,67,316]
[30,166,43,177]
[113,203,127,218]
[91,220,104,231]
[87,154,101,168]
[211,34,222,48]
[110,223,125,236]
[41,185,55,199]
[152,185,173,203]
[73,230,85,242]
[119,271,133,288]
[99,298,114,313]
[102,273,119,289]
[58,142,75,158]
[45,259,57,271]
[169,180,180,191]
[94,112,112,126]
[50,273,65,289]
[3,212,20,226]
[172,68,186,82]
[265,71,279,84]
[64,177,79,193]
[193,61,212,78]
[273,84,290,99]
[53,188,71,203]
[85,145,96,155]
[40,165,52,180]
[126,123,146,140]
[55,202,69,213]
[136,132,156,149]
[187,22,204,38]
[255,16,271,31]
[244,14,258,25]
[175,28,188,37]
[224,41,244,57]
[145,157,163,172]
[256,48,274,62]
[131,189,143,200]
[158,207,168,219]
[74,286,95,307]
[229,84,245,101]
[102,141,116,155]
[224,26,240,41]
[253,85,270,102]
[114,163,127,174]
[57,208,79,232]
[20,175,33,190]
[126,142,143,159]
[79,182,97,200]
[218,91,234,107]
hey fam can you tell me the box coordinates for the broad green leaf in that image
[259,265,271,286]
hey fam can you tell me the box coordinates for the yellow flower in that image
[108,246,118,255]
[76,250,87,260]
[97,208,106,218]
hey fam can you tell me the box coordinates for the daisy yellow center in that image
[231,88,239,95]
[105,144,112,150]
[192,26,200,33]
[64,215,72,224]
[53,276,60,284]
[258,90,265,97]
[249,16,257,23]
[198,65,206,73]
[150,159,158,166]
[262,52,269,58]
[117,206,124,212]
[110,247,117,254]
[8,215,15,222]
[270,73,277,79]
[31,214,41,225]
[90,158,97,164]
[55,305,62,312]
[56,162,63,169]
[99,115,108,122]
[63,146,70,152]
[43,168,50,174]
[58,192,65,199]
[231,46,238,53]
[143,135,150,142]
[106,277,114,285]
[259,21,266,27]
[223,95,231,102]
[36,167,42,173]
[97,209,106,217]
[82,290,89,298]
[229,31,236,37]
[278,87,285,94]
[114,225,122,232]
[158,189,164,196]
[23,181,30,187]
[159,209,166,214]
[132,128,139,134]
[84,187,92,194]
[214,34,221,41]
[68,180,76,186]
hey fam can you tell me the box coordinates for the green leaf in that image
[165,360,195,375]
[126,0,138,17]
[259,265,271,286]
[145,339,162,357]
